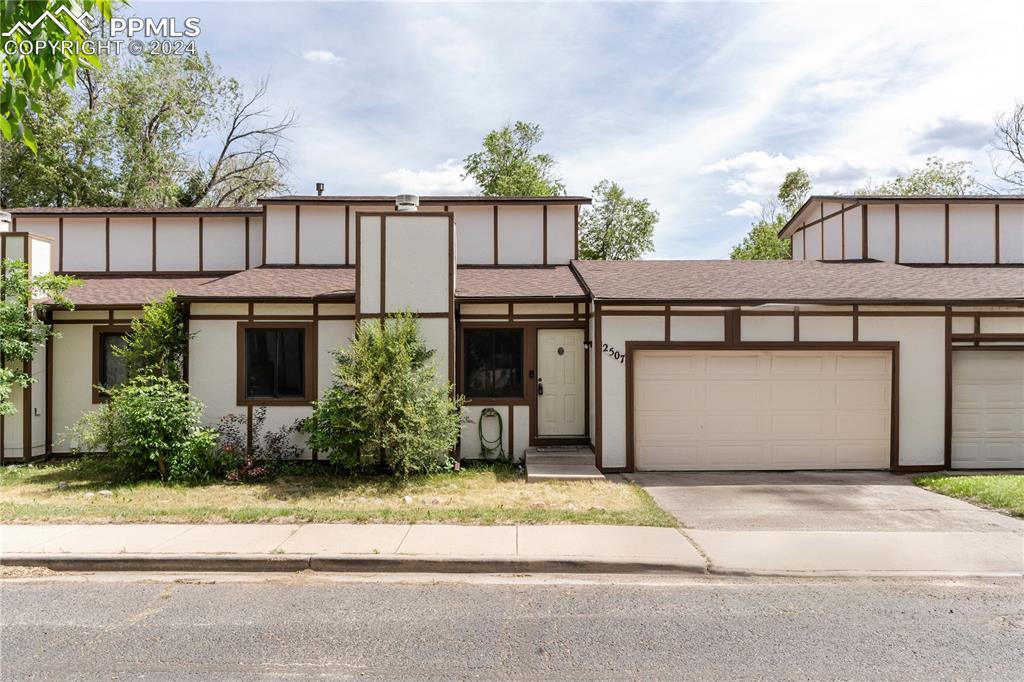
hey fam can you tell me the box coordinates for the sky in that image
[136,1,1024,259]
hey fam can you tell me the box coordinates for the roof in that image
[780,194,1024,238]
[8,206,262,217]
[455,266,587,301]
[63,268,356,307]
[570,259,1024,305]
[259,195,590,206]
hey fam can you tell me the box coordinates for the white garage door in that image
[952,350,1024,469]
[633,349,892,471]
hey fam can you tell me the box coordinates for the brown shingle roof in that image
[571,260,1024,304]
[456,266,586,300]
[64,268,356,307]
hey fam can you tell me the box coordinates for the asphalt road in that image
[2,574,1022,680]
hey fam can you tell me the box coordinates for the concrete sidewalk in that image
[0,523,706,574]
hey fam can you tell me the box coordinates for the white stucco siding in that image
[31,345,46,455]
[859,316,945,466]
[264,205,296,265]
[17,218,59,271]
[792,231,805,260]
[867,205,896,261]
[299,205,345,265]
[803,224,822,260]
[155,217,200,271]
[188,320,238,429]
[948,204,996,263]
[599,314,665,469]
[61,218,106,271]
[419,317,451,386]
[108,217,152,271]
[385,216,450,313]
[51,324,98,451]
[497,206,544,264]
[1000,205,1024,263]
[822,211,843,260]
[454,206,493,265]
[546,205,576,263]
[670,315,726,342]
[461,405,509,460]
[741,316,794,342]
[203,216,247,271]
[980,316,1024,334]
[898,205,945,263]
[317,320,355,398]
[799,315,854,342]
[248,217,263,267]
[844,207,863,259]
[30,237,52,278]
[260,406,313,459]
[357,216,382,315]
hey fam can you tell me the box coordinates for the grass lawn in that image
[0,457,676,527]
[914,473,1024,518]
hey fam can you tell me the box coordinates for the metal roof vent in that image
[315,182,325,196]
[396,194,419,212]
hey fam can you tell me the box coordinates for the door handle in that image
[537,381,544,396]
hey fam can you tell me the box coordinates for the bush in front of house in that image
[68,375,224,483]
[302,312,464,477]
[215,407,304,481]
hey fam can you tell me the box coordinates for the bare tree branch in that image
[993,100,1024,192]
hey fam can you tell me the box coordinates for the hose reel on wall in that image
[477,407,506,460]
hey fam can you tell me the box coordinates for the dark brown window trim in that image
[91,325,131,403]
[235,321,317,406]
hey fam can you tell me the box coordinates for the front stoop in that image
[525,446,605,483]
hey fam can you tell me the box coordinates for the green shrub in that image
[302,312,464,477]
[66,375,219,483]
[114,291,194,379]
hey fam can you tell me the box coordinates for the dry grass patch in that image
[0,457,675,527]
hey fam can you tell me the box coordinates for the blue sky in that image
[139,1,1024,258]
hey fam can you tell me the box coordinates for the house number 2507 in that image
[603,343,625,364]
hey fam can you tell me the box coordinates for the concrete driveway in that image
[626,471,1022,532]
[625,471,1024,575]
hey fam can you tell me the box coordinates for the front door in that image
[537,329,586,437]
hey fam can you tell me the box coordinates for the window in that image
[92,327,129,402]
[463,329,524,399]
[238,323,315,403]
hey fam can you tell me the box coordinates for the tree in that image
[0,0,118,153]
[993,100,1024,192]
[0,259,78,415]
[578,180,658,260]
[462,121,565,196]
[730,168,809,260]
[114,292,193,380]
[0,52,294,208]
[302,312,464,477]
[859,156,979,196]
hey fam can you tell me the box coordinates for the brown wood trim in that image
[894,203,900,264]
[724,310,740,344]
[198,216,204,272]
[861,205,869,259]
[974,316,981,348]
[622,341,901,472]
[574,205,580,260]
[461,312,584,321]
[508,404,515,460]
[664,305,671,341]
[853,304,859,341]
[261,204,268,266]
[344,205,350,266]
[181,302,191,382]
[802,228,807,259]
[943,306,952,469]
[819,203,824,259]
[22,358,31,460]
[244,216,250,270]
[246,404,253,455]
[354,214,361,321]
[493,205,499,265]
[542,205,548,266]
[235,321,317,406]
[294,204,301,266]
[594,303,603,468]
[58,217,64,272]
[91,325,131,403]
[840,206,846,260]
[952,332,1024,341]
[44,317,53,456]
[104,216,110,272]
[190,314,354,321]
[944,203,950,264]
[796,202,862,232]
[379,216,386,318]
[793,308,800,342]
[448,213,456,388]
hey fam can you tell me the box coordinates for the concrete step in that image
[525,446,604,483]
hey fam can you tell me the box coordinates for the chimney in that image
[315,182,325,196]
[396,194,419,212]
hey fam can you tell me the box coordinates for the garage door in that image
[633,349,892,471]
[952,350,1024,469]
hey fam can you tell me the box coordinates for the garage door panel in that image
[952,350,1024,469]
[634,349,892,471]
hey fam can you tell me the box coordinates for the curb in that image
[0,553,707,575]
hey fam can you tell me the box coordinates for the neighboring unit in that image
[1,193,1022,472]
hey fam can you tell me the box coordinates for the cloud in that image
[302,49,342,64]
[724,200,763,218]
[911,118,992,153]
[380,159,478,195]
